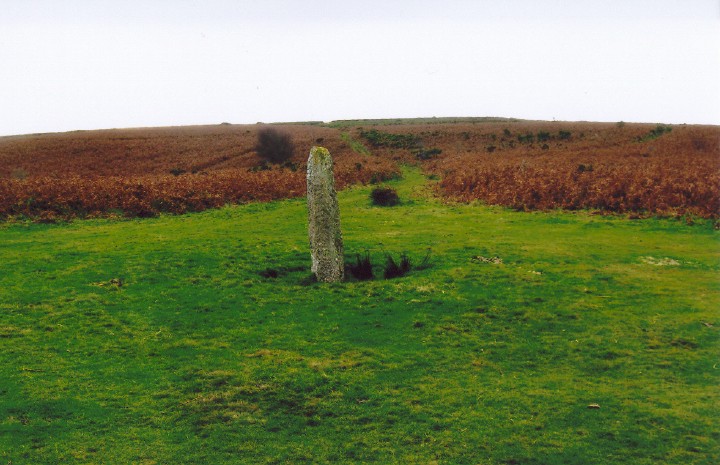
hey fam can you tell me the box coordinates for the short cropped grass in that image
[1,168,718,464]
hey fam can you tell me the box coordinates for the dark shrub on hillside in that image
[370,186,400,206]
[348,253,374,280]
[537,131,551,142]
[256,127,294,164]
[518,133,535,144]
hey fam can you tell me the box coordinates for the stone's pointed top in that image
[309,146,331,160]
[311,145,329,153]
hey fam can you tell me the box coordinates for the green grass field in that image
[1,168,718,464]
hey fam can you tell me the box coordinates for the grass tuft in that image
[347,252,374,281]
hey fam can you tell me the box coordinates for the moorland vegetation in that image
[0,119,717,222]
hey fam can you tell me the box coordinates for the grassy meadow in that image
[1,168,718,464]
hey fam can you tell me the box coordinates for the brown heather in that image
[352,121,719,219]
[430,124,719,218]
[1,121,718,221]
[0,124,399,221]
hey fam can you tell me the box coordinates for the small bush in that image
[348,253,374,280]
[518,133,535,144]
[256,127,294,164]
[384,253,411,279]
[536,131,551,142]
[370,187,400,206]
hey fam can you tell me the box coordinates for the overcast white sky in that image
[1,0,718,136]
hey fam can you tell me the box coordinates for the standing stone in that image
[307,146,344,282]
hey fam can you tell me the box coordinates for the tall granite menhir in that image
[307,146,344,282]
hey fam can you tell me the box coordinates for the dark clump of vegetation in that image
[249,160,298,172]
[413,147,442,160]
[259,268,279,278]
[558,130,572,140]
[384,250,432,279]
[637,124,673,142]
[370,186,400,206]
[347,252,374,280]
[347,249,432,281]
[256,127,295,164]
[518,132,535,144]
[360,129,420,149]
[384,253,412,279]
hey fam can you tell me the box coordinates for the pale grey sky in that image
[1,0,718,136]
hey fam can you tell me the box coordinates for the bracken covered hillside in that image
[347,120,719,219]
[0,124,399,220]
[0,119,718,221]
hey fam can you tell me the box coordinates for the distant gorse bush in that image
[256,127,294,164]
